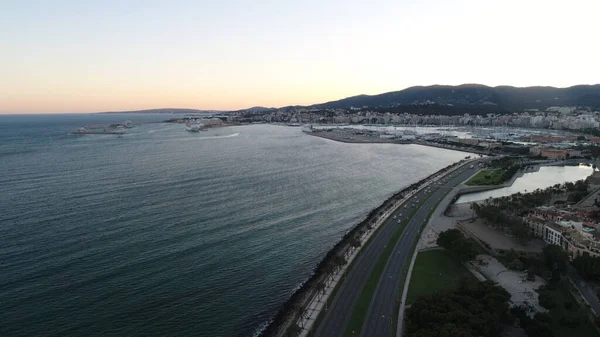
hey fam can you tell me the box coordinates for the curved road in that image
[313,162,480,337]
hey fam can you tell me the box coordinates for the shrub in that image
[538,292,556,309]
[559,315,581,327]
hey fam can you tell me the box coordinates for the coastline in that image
[308,131,411,144]
[305,130,491,156]
[257,160,468,337]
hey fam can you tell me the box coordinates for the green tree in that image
[559,314,581,327]
[542,244,569,275]
[510,221,531,244]
[538,291,556,309]
[405,279,511,337]
[316,281,326,301]
[436,229,478,261]
[508,258,524,270]
[286,324,302,337]
[470,202,480,217]
[454,239,478,261]
[573,254,600,281]
[332,255,346,274]
[436,229,463,249]
[512,306,554,337]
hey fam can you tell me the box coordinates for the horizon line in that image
[2,82,599,115]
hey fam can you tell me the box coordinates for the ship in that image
[301,124,314,133]
[109,120,134,129]
[185,121,206,132]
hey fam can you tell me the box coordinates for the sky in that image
[1,0,599,114]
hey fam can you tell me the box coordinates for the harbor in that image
[307,128,412,144]
[303,126,491,155]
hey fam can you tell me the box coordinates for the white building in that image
[543,225,563,246]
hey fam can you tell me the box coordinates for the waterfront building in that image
[523,215,546,238]
[524,208,600,258]
[529,147,582,160]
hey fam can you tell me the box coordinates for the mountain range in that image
[304,84,600,111]
[103,84,600,115]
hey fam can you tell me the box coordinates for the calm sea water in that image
[0,114,466,337]
[456,165,593,203]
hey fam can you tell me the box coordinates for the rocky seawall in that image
[258,160,466,337]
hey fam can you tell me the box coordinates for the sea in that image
[0,114,466,337]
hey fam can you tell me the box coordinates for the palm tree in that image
[316,281,326,301]
[470,202,480,218]
[333,255,347,274]
[287,324,302,337]
[290,304,305,329]
[350,236,362,252]
[343,247,351,259]
[324,262,335,285]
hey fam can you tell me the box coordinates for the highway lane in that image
[312,179,432,337]
[359,164,479,337]
[313,162,479,337]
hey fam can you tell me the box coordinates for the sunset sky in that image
[1,0,599,114]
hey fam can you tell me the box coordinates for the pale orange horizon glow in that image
[1,0,599,114]
[0,80,367,113]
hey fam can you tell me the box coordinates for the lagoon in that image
[456,165,594,203]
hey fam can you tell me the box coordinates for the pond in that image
[456,164,594,203]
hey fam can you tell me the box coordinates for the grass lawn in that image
[465,169,507,185]
[405,249,476,304]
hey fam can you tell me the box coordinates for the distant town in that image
[207,105,598,160]
[229,105,600,131]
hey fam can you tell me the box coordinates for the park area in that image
[466,169,508,185]
[405,248,476,304]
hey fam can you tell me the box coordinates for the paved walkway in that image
[468,254,547,314]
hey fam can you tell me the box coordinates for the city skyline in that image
[1,0,599,114]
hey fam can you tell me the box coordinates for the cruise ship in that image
[301,124,314,133]
[185,122,206,132]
